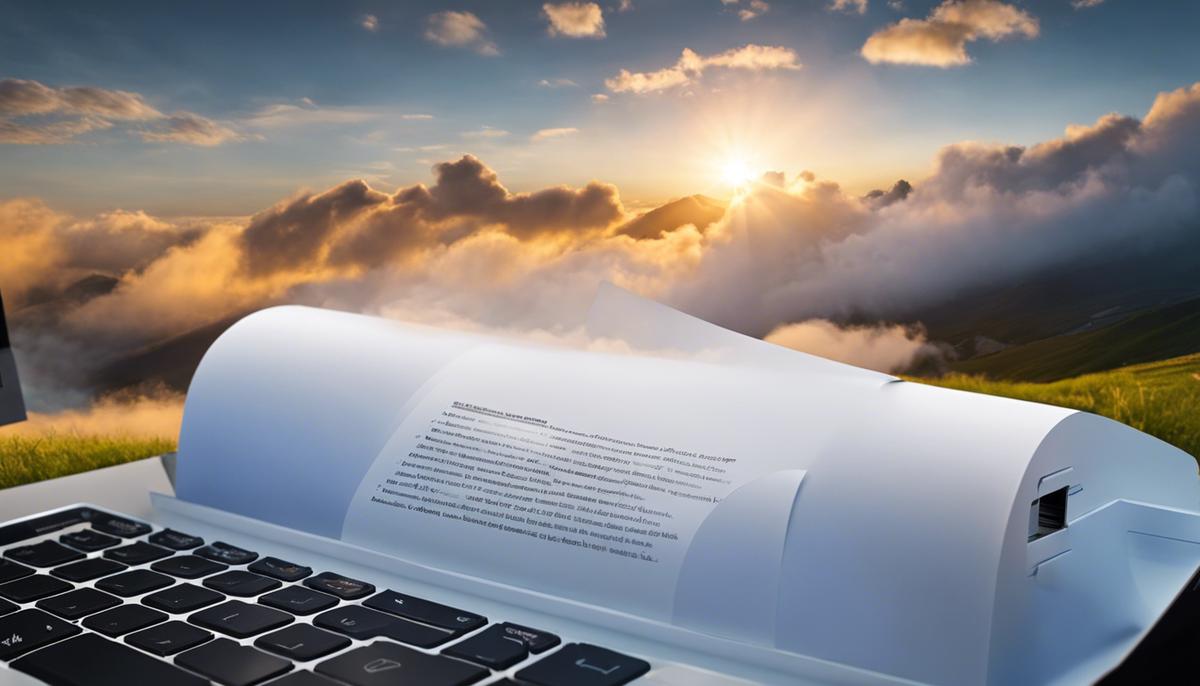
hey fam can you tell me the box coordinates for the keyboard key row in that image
[2,518,650,686]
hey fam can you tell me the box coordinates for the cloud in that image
[591,93,610,103]
[765,320,946,373]
[0,78,161,120]
[616,0,634,11]
[538,78,579,88]
[532,127,579,141]
[830,0,868,14]
[244,101,379,128]
[606,44,801,94]
[724,0,770,21]
[361,13,379,31]
[861,0,1038,67]
[1071,0,1102,7]
[0,116,113,145]
[141,112,242,146]
[461,126,509,139]
[424,11,499,56]
[543,2,606,38]
[400,113,435,120]
[0,77,242,146]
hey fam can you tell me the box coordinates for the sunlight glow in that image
[721,158,755,187]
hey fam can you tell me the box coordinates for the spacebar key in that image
[12,633,207,686]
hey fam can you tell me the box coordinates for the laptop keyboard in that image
[0,508,651,686]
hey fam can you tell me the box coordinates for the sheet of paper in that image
[339,340,827,621]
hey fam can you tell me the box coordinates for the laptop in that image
[2,293,1200,686]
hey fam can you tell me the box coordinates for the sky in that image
[3,0,1199,216]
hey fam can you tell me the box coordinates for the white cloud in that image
[141,112,242,147]
[538,78,580,88]
[606,44,801,94]
[726,0,770,21]
[424,11,499,56]
[1072,0,1103,7]
[243,101,379,129]
[361,13,379,31]
[861,0,1039,67]
[461,126,510,139]
[0,77,242,146]
[765,320,944,373]
[591,93,610,103]
[532,127,579,141]
[400,113,435,120]
[543,2,606,38]
[830,0,868,14]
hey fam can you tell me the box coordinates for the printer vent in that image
[1028,486,1068,542]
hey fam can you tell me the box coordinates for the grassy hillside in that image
[922,353,1200,459]
[0,433,175,490]
[950,298,1200,382]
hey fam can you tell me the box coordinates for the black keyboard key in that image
[4,541,84,568]
[83,604,168,637]
[0,559,34,584]
[143,584,225,613]
[497,622,561,653]
[196,541,258,565]
[314,605,453,648]
[12,632,207,685]
[36,587,121,620]
[51,557,126,582]
[126,621,213,656]
[271,672,342,686]
[259,585,339,615]
[92,516,152,538]
[104,541,174,565]
[517,643,650,686]
[304,571,374,600]
[148,529,204,551]
[255,623,350,661]
[189,600,292,638]
[60,529,121,552]
[176,637,292,686]
[153,554,228,579]
[248,556,312,582]
[364,590,486,633]
[203,570,281,597]
[443,623,529,669]
[316,641,487,686]
[95,569,174,597]
[0,574,72,602]
[0,608,80,660]
[0,598,15,616]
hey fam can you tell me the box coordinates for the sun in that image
[721,158,755,187]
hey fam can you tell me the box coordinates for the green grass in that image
[0,433,176,490]
[919,353,1200,459]
[950,298,1200,382]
